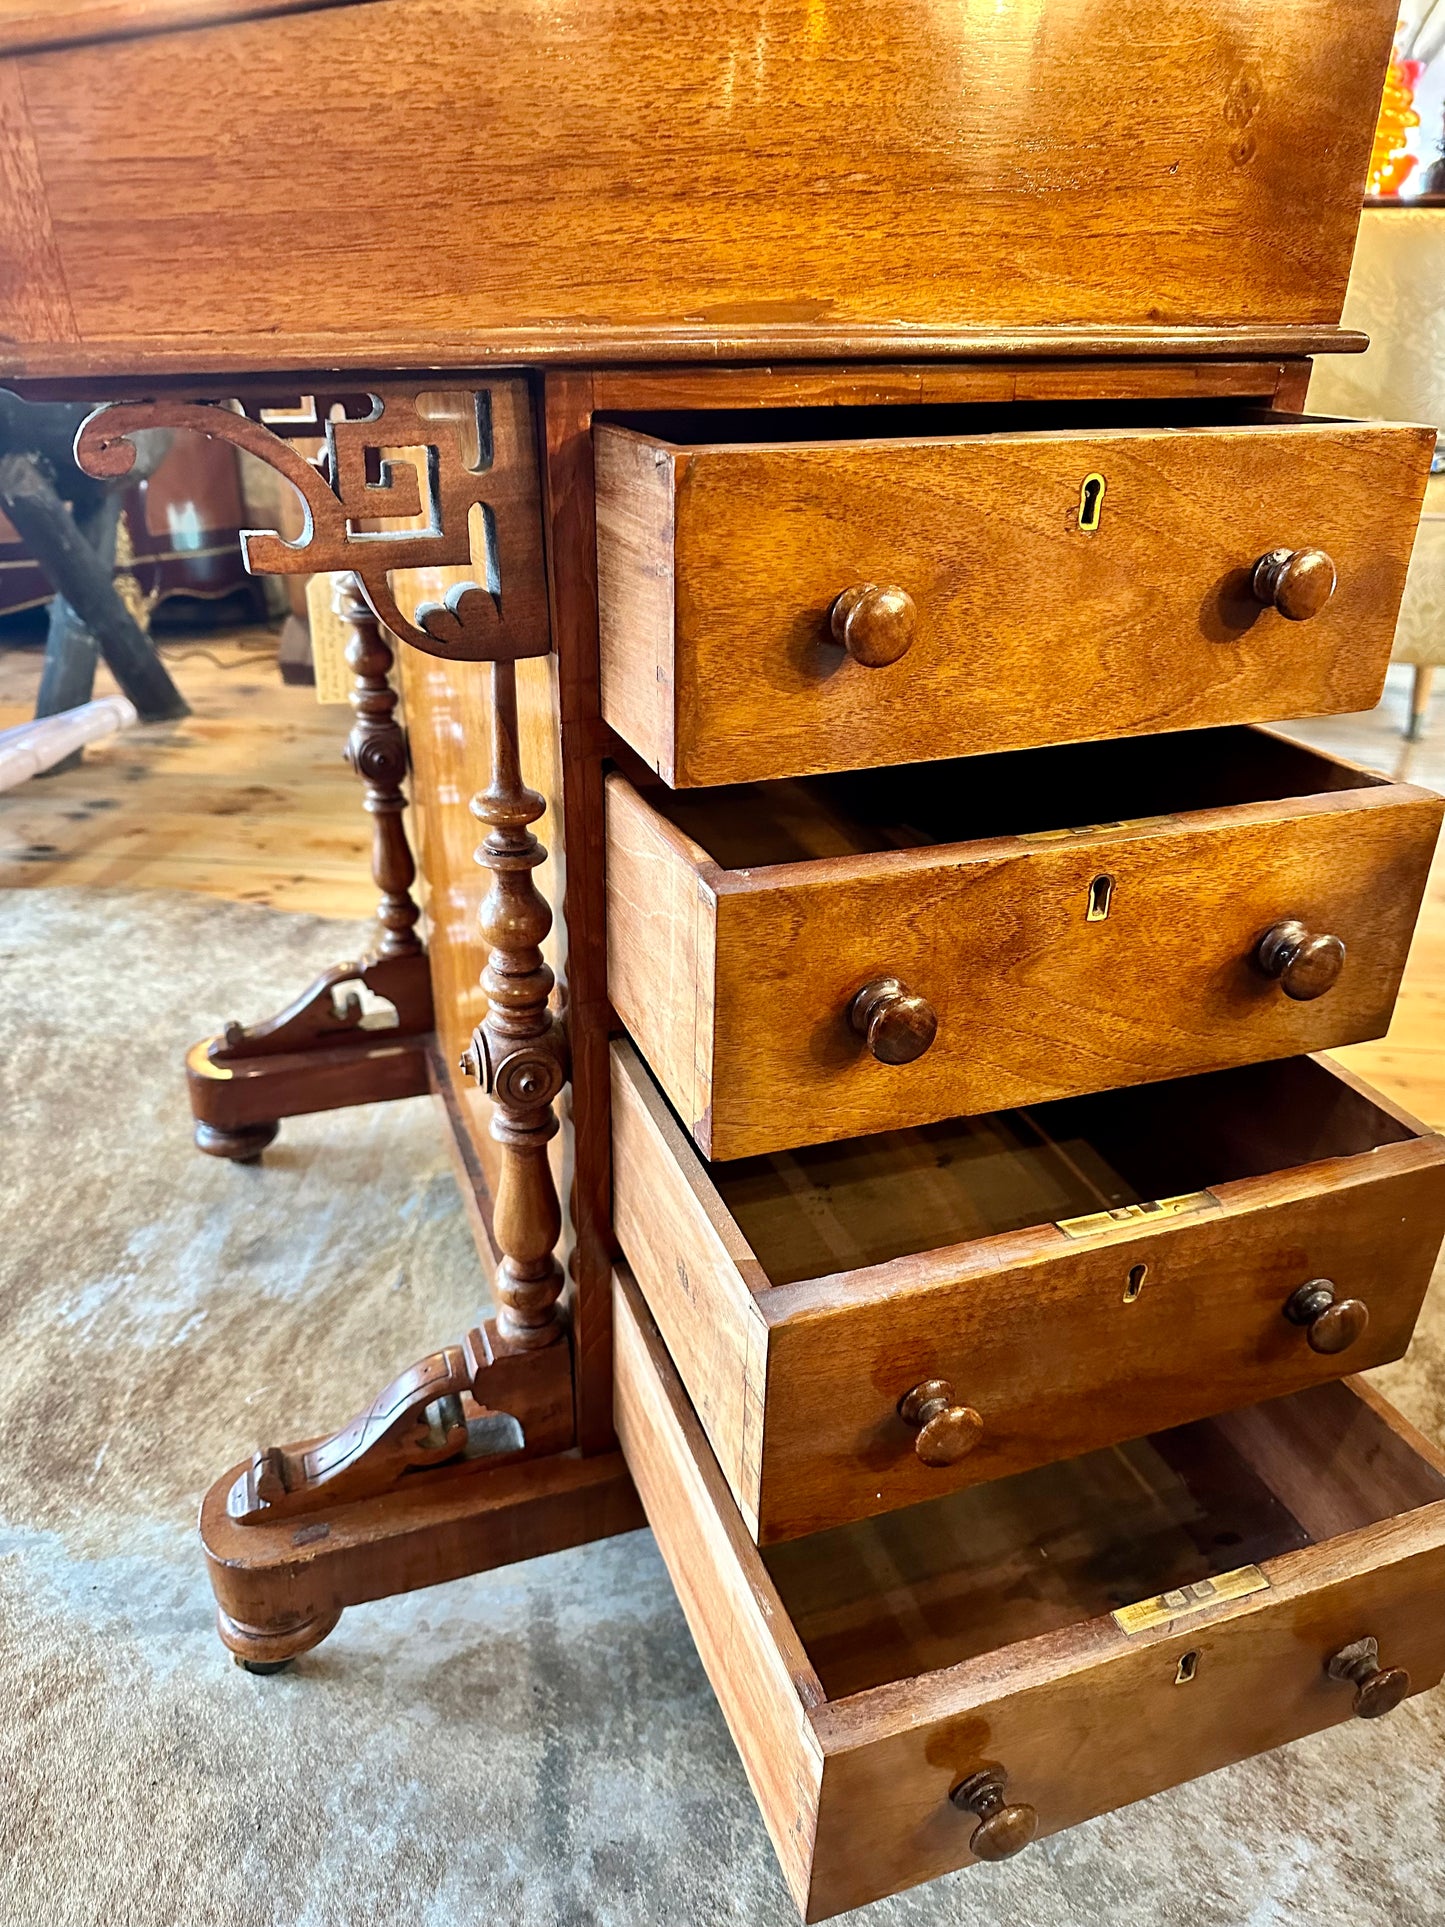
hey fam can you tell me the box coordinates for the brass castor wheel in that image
[194,1119,280,1162]
[233,1655,294,1676]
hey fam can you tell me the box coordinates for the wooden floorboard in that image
[0,627,378,918]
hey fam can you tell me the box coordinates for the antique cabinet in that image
[5,0,1445,1914]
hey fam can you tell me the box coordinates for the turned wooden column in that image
[335,574,423,960]
[460,660,568,1349]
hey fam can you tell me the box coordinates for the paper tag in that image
[1113,1565,1269,1635]
[306,572,353,705]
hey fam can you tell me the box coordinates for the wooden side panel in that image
[604,773,717,1138]
[758,1153,1445,1542]
[806,1506,1445,1919]
[0,0,1402,371]
[399,637,564,1209]
[642,422,1436,786]
[612,1268,824,1912]
[611,1040,769,1529]
[704,788,1443,1158]
[595,428,678,784]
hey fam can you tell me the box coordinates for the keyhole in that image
[1123,1263,1147,1304]
[1175,1650,1200,1684]
[1087,874,1114,922]
[1078,472,1106,532]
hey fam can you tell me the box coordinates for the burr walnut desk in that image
[7,0,1445,1913]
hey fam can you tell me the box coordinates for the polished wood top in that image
[0,0,1398,378]
[0,0,352,55]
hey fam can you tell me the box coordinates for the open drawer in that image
[612,1039,1445,1542]
[615,1268,1445,1921]
[595,405,1436,787]
[607,727,1442,1159]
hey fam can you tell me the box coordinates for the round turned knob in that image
[849,976,937,1065]
[950,1764,1037,1861]
[1255,920,1346,1001]
[1284,1279,1369,1355]
[899,1379,983,1466]
[830,582,917,667]
[1327,1637,1411,1719]
[1251,547,1337,621]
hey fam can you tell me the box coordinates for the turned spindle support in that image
[336,573,424,963]
[458,659,569,1351]
[184,575,432,1159]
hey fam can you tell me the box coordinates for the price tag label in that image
[306,572,353,705]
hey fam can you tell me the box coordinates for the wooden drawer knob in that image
[950,1764,1037,1860]
[1256,920,1345,1001]
[1284,1279,1369,1354]
[1327,1637,1411,1719]
[1251,547,1337,621]
[830,582,917,667]
[849,977,937,1065]
[899,1379,983,1466]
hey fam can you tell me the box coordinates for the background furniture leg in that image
[1409,663,1435,742]
[0,392,188,723]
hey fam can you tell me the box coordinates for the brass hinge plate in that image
[1056,1190,1220,1239]
[1113,1564,1270,1635]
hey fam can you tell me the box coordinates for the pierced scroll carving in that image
[227,1321,573,1526]
[73,383,549,662]
[458,659,569,1351]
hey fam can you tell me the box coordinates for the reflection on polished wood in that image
[0,0,1402,375]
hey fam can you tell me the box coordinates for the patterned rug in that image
[2,886,1443,1926]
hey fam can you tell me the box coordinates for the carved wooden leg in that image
[200,1314,601,1666]
[198,650,600,1663]
[187,575,434,1158]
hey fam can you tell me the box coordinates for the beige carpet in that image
[3,885,1445,1927]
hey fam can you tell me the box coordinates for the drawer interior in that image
[642,726,1383,869]
[761,1381,1445,1701]
[716,1056,1416,1285]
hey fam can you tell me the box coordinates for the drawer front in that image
[597,419,1435,787]
[807,1526,1445,1920]
[608,770,1443,1161]
[612,1038,1445,1543]
[616,1272,1445,1922]
[758,1162,1445,1542]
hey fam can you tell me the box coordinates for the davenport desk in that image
[6,2,1445,1913]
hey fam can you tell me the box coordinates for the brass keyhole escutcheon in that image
[1078,472,1106,532]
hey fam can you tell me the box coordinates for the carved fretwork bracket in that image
[229,1318,574,1526]
[73,382,549,662]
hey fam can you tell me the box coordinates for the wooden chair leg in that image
[1407,663,1435,743]
[187,575,434,1159]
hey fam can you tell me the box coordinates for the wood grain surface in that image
[608,732,1443,1160]
[616,1269,1445,1921]
[612,1268,825,1912]
[596,416,1435,787]
[611,1040,1445,1543]
[0,0,1401,373]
